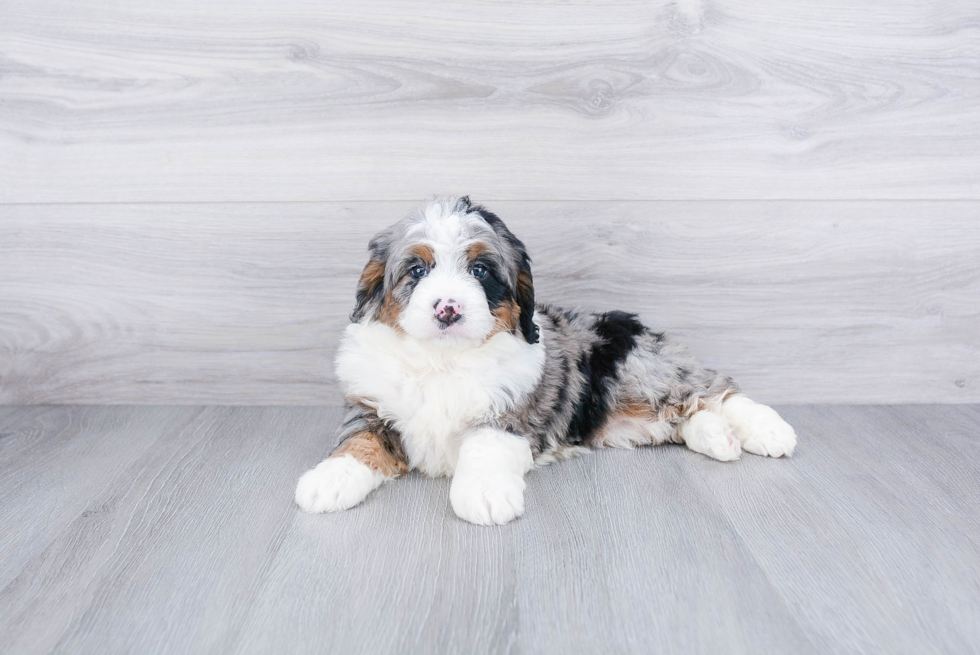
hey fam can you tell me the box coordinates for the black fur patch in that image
[474,262,510,309]
[468,204,539,344]
[566,311,645,444]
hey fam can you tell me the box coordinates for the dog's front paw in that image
[721,396,797,458]
[295,455,385,513]
[450,472,526,525]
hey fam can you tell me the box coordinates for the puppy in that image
[295,197,796,525]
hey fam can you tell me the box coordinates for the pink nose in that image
[434,299,462,326]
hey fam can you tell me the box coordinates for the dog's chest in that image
[335,323,545,476]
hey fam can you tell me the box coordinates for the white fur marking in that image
[294,454,387,513]
[720,395,797,457]
[450,428,533,525]
[680,410,741,461]
[336,321,545,477]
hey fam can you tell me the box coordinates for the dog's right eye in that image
[410,265,428,279]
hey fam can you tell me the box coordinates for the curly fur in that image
[296,197,797,524]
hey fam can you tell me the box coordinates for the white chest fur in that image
[335,322,546,476]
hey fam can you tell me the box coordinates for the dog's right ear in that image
[350,230,392,322]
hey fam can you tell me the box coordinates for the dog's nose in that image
[434,299,463,326]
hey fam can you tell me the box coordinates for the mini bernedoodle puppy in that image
[296,197,797,525]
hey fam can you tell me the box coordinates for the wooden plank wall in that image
[1,0,978,404]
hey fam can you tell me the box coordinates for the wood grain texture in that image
[0,405,337,655]
[0,405,201,590]
[1,0,978,202]
[709,405,980,653]
[1,404,978,654]
[1,201,977,404]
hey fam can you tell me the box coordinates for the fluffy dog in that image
[295,197,797,525]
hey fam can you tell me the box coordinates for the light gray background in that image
[2,0,978,405]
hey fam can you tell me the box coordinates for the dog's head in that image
[350,197,538,346]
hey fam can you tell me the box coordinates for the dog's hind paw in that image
[680,410,742,461]
[721,395,797,458]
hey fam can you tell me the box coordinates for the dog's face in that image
[351,197,538,347]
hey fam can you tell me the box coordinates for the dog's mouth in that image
[435,316,465,332]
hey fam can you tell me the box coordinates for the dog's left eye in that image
[410,265,428,279]
[470,263,488,279]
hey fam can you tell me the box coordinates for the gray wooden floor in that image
[1,405,978,654]
[3,0,979,406]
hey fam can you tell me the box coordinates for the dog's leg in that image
[679,410,742,461]
[295,430,408,513]
[450,428,533,525]
[720,395,797,457]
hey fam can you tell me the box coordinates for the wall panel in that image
[1,200,976,404]
[2,0,978,202]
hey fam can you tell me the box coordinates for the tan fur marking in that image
[488,298,521,337]
[467,242,491,261]
[593,400,655,447]
[333,431,408,477]
[378,291,403,331]
[593,401,651,444]
[358,259,385,293]
[408,244,434,264]
[617,401,656,420]
[516,269,533,301]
